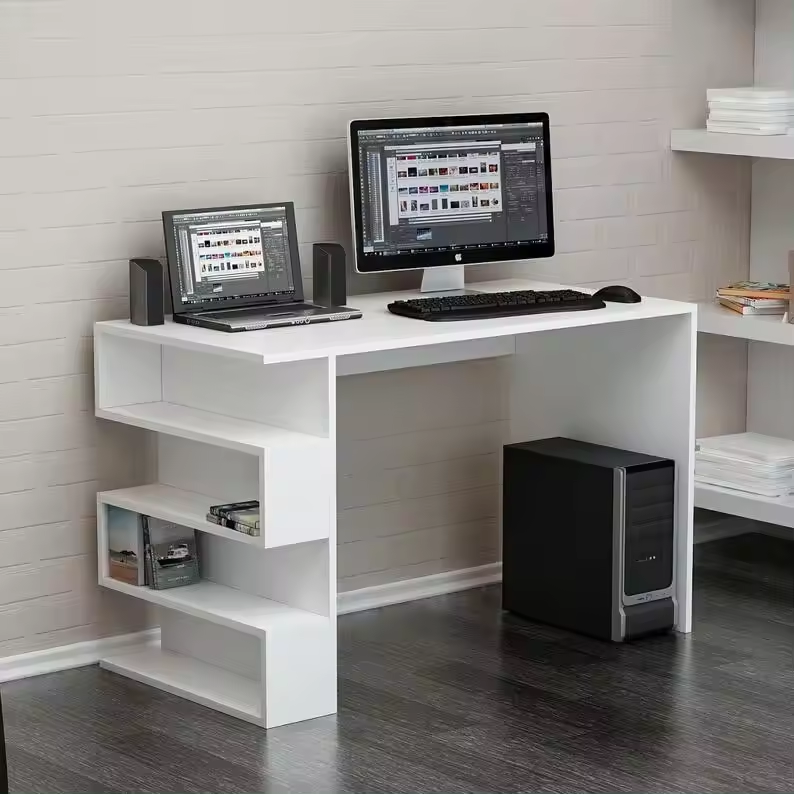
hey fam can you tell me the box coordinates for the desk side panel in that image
[508,313,696,632]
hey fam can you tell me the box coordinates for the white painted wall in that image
[0,0,754,654]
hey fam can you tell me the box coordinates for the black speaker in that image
[129,258,165,326]
[312,243,347,307]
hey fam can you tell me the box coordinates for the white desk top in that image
[96,279,696,365]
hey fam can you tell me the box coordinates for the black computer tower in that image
[502,437,676,642]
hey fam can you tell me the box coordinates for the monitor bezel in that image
[348,112,555,275]
[163,201,304,315]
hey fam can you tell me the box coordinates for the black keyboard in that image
[387,289,606,322]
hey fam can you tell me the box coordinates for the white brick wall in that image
[0,0,755,656]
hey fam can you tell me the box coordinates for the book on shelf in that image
[206,512,260,537]
[107,506,146,586]
[142,516,200,590]
[208,500,261,537]
[718,297,786,316]
[789,251,794,325]
[718,295,788,308]
[717,281,790,301]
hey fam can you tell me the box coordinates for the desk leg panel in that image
[508,313,697,632]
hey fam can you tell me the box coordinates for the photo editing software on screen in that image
[170,205,296,305]
[356,121,549,256]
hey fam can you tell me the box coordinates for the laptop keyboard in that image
[201,305,311,320]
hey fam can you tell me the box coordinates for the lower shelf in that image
[100,641,263,726]
[101,577,326,637]
[698,301,794,346]
[695,482,794,530]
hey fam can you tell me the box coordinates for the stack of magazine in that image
[716,281,789,316]
[143,517,200,590]
[106,507,200,590]
[207,500,261,537]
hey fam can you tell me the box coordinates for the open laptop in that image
[163,202,361,332]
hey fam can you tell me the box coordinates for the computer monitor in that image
[163,202,304,315]
[348,112,554,293]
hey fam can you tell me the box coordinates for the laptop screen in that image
[163,203,303,314]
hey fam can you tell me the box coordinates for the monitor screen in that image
[349,113,554,273]
[163,202,302,314]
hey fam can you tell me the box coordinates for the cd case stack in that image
[706,87,794,136]
[696,433,794,498]
[207,500,261,537]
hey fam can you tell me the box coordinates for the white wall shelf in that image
[101,642,262,725]
[671,130,794,160]
[698,302,794,346]
[101,577,326,637]
[100,484,263,546]
[674,2,794,541]
[695,482,794,531]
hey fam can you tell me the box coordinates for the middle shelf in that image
[100,484,263,546]
[698,301,794,346]
[695,482,794,531]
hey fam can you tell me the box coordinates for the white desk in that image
[93,278,697,728]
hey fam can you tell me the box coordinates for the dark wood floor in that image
[2,533,792,793]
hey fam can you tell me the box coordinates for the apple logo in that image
[455,253,462,263]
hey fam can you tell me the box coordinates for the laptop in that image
[163,202,362,332]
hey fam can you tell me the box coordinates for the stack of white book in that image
[706,87,794,136]
[696,433,794,499]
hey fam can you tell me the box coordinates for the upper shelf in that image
[96,401,325,456]
[671,130,794,160]
[698,302,794,346]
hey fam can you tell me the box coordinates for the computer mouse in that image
[594,285,642,304]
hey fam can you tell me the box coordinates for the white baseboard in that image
[337,561,502,615]
[0,628,160,684]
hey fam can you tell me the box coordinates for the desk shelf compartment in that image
[97,497,336,728]
[101,639,264,725]
[94,330,334,549]
[98,500,334,631]
[97,604,334,729]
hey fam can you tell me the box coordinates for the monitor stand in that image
[420,265,479,296]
